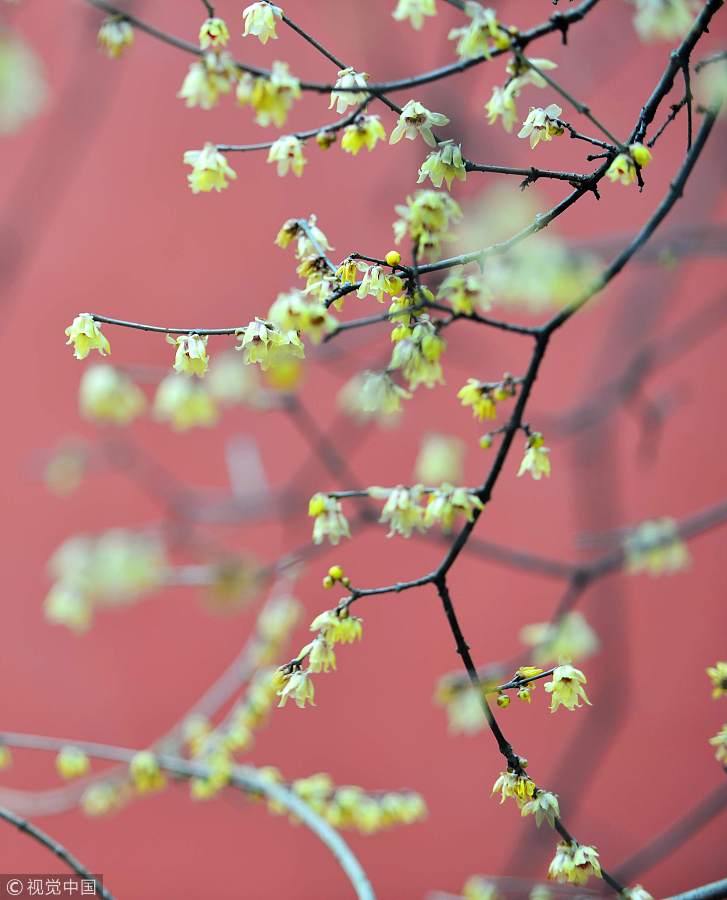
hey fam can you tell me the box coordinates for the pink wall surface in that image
[1,2,726,898]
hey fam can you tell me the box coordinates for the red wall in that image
[1,2,726,897]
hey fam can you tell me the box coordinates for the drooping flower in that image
[268,290,336,344]
[425,484,484,531]
[520,612,599,665]
[310,608,363,645]
[357,264,403,301]
[393,190,462,258]
[308,493,351,546]
[339,371,411,423]
[167,333,209,377]
[329,67,370,114]
[707,661,727,699]
[548,841,602,886]
[242,2,283,44]
[199,17,230,49]
[97,17,134,58]
[492,770,536,806]
[177,51,236,109]
[607,144,653,185]
[65,314,110,360]
[517,432,551,480]
[306,636,337,673]
[709,724,727,763]
[414,434,465,484]
[369,485,426,538]
[418,141,467,190]
[448,3,510,60]
[184,143,237,194]
[236,318,305,370]
[392,0,437,29]
[544,665,591,712]
[485,84,519,132]
[153,375,218,431]
[623,517,690,576]
[390,99,450,147]
[241,61,301,127]
[630,0,695,42]
[79,365,146,425]
[277,669,315,708]
[506,56,558,90]
[267,135,306,177]
[518,104,563,149]
[458,379,498,420]
[520,790,559,828]
[341,115,387,155]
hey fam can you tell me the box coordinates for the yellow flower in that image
[268,290,336,344]
[341,115,387,155]
[506,56,558,89]
[199,17,229,49]
[630,142,652,167]
[520,790,559,827]
[308,493,351,545]
[177,51,236,109]
[415,434,465,484]
[56,746,91,780]
[167,333,209,377]
[623,518,690,576]
[418,140,467,190]
[153,374,218,430]
[632,0,694,41]
[492,770,536,806]
[449,3,508,60]
[310,608,363,645]
[329,67,370,114]
[81,783,121,816]
[242,2,282,44]
[393,0,436,29]
[425,484,484,531]
[245,61,301,127]
[390,99,450,147]
[65,313,110,360]
[184,143,237,193]
[439,272,492,314]
[277,670,315,708]
[548,841,601,886]
[520,612,599,665]
[607,144,652,186]
[393,190,462,258]
[97,17,134,58]
[207,351,261,406]
[79,364,146,425]
[357,264,404,301]
[236,318,305,370]
[0,746,12,769]
[544,664,591,712]
[369,484,426,538]
[517,432,551,480]
[518,104,563,149]
[707,661,727,698]
[306,636,337,673]
[44,583,92,633]
[485,84,518,132]
[267,134,306,177]
[709,724,727,763]
[339,371,411,423]
[458,379,497,421]
[336,257,359,285]
[462,876,501,900]
[129,751,166,793]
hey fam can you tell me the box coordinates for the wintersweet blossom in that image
[485,84,519,132]
[393,190,462,257]
[65,314,110,360]
[129,751,166,793]
[438,272,492,315]
[458,379,498,421]
[623,517,690,576]
[339,371,411,422]
[517,432,551,480]
[709,724,727,763]
[241,61,301,127]
[518,104,563,149]
[242,3,283,44]
[308,493,351,545]
[357,264,403,300]
[607,143,653,185]
[548,841,602,886]
[390,99,450,147]
[97,17,134,58]
[329,68,370,114]
[199,17,230,49]
[425,485,484,531]
[268,290,336,344]
[544,664,591,712]
[449,3,509,60]
[415,434,465,484]
[520,612,600,665]
[631,0,694,41]
[392,0,437,29]
[520,790,559,827]
[235,318,305,370]
[341,115,386,155]
[369,485,426,537]
[153,375,218,431]
[167,333,209,377]
[707,661,727,698]
[310,608,363,644]
[492,770,536,806]
[56,747,91,780]
[418,140,467,189]
[177,52,236,109]
[184,144,237,193]
[267,135,306,176]
[79,365,146,425]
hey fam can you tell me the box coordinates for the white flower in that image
[392,0,437,30]
[390,99,450,147]
[517,104,563,149]
[242,2,283,44]
[267,135,306,177]
[329,67,370,114]
[183,144,237,193]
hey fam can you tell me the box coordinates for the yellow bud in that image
[322,575,334,589]
[629,143,652,168]
[480,434,493,450]
[316,130,337,149]
[496,692,510,708]
[385,250,401,267]
[517,687,532,703]
[341,576,351,588]
[328,565,344,581]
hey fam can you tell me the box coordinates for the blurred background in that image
[0,1,726,897]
